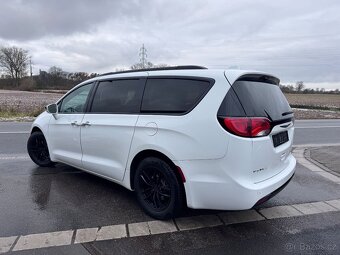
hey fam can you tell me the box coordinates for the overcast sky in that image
[0,0,339,89]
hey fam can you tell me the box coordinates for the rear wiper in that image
[264,109,273,121]
[282,111,294,116]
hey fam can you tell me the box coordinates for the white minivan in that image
[27,66,296,219]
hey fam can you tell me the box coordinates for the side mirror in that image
[46,103,58,118]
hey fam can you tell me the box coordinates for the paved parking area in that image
[0,121,340,254]
[0,154,340,254]
[1,199,339,253]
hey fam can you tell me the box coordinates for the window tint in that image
[141,78,212,113]
[217,88,246,117]
[60,83,93,113]
[231,80,292,121]
[91,79,144,113]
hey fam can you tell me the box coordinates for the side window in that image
[141,78,212,114]
[217,88,246,117]
[91,79,144,113]
[59,83,93,113]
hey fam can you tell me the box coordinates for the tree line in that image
[0,46,95,90]
[1,45,339,94]
[0,46,169,91]
[279,81,340,94]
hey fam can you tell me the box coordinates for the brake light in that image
[220,117,271,137]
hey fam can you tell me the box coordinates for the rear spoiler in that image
[224,70,280,86]
[236,74,279,85]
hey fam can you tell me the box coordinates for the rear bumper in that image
[253,173,294,207]
[176,154,296,210]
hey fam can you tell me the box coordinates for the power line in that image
[139,44,147,68]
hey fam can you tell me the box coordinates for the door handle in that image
[71,121,80,126]
[81,121,91,127]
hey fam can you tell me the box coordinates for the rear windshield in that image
[218,80,292,121]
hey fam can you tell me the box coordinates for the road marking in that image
[0,154,30,161]
[1,199,340,253]
[293,143,340,148]
[0,131,29,134]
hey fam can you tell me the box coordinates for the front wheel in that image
[27,132,54,167]
[134,157,184,219]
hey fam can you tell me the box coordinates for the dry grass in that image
[284,94,340,119]
[285,94,340,109]
[0,90,61,117]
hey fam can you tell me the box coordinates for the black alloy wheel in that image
[139,167,172,211]
[134,157,184,219]
[27,132,54,167]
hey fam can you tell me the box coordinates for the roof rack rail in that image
[99,65,207,77]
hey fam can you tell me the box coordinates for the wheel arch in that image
[31,126,43,134]
[129,149,186,192]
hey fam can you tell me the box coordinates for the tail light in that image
[219,117,271,137]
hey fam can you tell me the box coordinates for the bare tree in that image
[71,72,89,82]
[48,66,64,78]
[130,62,169,70]
[130,61,154,70]
[47,66,66,87]
[0,46,29,86]
[295,81,305,92]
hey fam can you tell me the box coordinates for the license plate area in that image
[272,131,289,147]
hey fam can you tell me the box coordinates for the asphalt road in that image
[294,119,340,145]
[0,119,340,254]
[1,120,340,155]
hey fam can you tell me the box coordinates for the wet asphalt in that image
[0,120,340,254]
[10,212,340,255]
[1,158,340,238]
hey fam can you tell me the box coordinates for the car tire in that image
[134,157,184,219]
[27,131,55,167]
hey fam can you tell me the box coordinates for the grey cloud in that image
[0,0,141,40]
[0,0,339,88]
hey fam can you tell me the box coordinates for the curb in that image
[304,148,340,178]
[292,147,340,184]
[1,199,340,254]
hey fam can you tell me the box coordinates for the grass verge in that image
[0,108,44,118]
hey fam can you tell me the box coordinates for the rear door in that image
[224,73,294,183]
[80,76,146,181]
